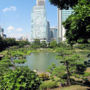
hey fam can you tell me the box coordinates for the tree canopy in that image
[49,0,78,9]
[63,0,90,45]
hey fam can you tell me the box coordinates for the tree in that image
[5,38,18,46]
[31,39,41,48]
[17,40,30,47]
[49,48,84,86]
[41,41,47,48]
[0,67,41,90]
[50,40,57,48]
[49,0,78,9]
[0,37,7,51]
[63,0,90,45]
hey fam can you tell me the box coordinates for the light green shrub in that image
[0,67,41,90]
[39,73,49,81]
[40,80,58,90]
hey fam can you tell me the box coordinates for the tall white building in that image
[36,0,45,6]
[0,27,4,37]
[58,8,73,42]
[30,0,48,42]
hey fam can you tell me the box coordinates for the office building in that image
[30,0,48,42]
[47,21,51,42]
[50,27,58,42]
[58,8,73,42]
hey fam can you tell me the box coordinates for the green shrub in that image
[0,67,41,90]
[13,59,26,64]
[40,80,58,90]
[84,72,90,77]
[39,73,49,81]
[74,44,90,49]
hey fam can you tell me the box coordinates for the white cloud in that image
[2,6,16,12]
[7,26,15,32]
[7,26,23,32]
[16,28,23,32]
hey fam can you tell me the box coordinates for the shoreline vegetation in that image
[0,43,90,90]
[0,37,90,90]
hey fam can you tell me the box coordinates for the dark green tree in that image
[49,0,78,9]
[49,48,84,86]
[41,41,47,48]
[63,0,90,45]
[17,40,30,47]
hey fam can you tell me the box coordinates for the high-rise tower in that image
[30,0,48,42]
[36,0,45,6]
[58,8,73,42]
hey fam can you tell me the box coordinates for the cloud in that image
[7,26,15,32]
[2,6,16,12]
[16,28,23,32]
[7,26,23,32]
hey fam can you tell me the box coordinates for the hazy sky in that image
[0,0,57,39]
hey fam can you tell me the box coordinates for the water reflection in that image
[17,52,59,72]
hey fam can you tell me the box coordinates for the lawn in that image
[85,67,90,73]
[48,85,90,90]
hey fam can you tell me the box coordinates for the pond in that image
[17,52,59,72]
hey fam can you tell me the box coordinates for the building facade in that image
[47,21,51,42]
[30,0,48,42]
[0,27,4,37]
[50,27,58,42]
[58,8,73,42]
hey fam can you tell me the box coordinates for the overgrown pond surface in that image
[16,52,59,72]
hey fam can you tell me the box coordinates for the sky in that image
[0,0,57,40]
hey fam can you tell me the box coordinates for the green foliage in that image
[0,37,30,51]
[31,39,41,49]
[63,0,90,45]
[49,48,85,86]
[5,38,18,46]
[49,0,78,9]
[0,67,41,90]
[76,64,86,74]
[41,41,47,48]
[57,42,71,50]
[13,59,27,64]
[33,39,41,45]
[84,72,90,77]
[39,73,49,81]
[50,40,57,48]
[0,56,12,76]
[40,80,58,90]
[74,44,90,50]
[17,40,30,47]
[48,64,66,83]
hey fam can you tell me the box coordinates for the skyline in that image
[0,0,57,40]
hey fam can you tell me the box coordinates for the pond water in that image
[18,52,59,72]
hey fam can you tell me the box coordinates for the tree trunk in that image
[66,61,71,86]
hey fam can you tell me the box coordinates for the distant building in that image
[18,36,28,41]
[0,27,6,38]
[47,21,51,42]
[50,27,58,42]
[0,27,4,37]
[58,8,73,42]
[36,0,45,6]
[30,0,48,42]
